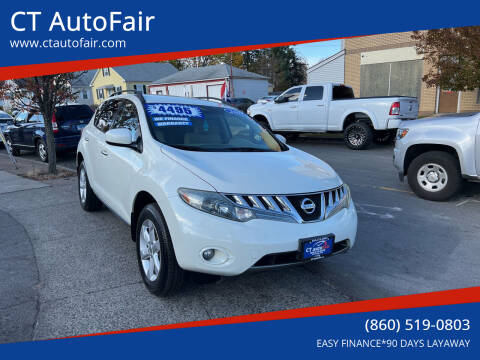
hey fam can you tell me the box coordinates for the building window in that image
[477,89,480,104]
[102,68,110,77]
[115,86,122,93]
[133,84,137,90]
[96,88,104,99]
[156,90,163,95]
[82,90,88,100]
[143,85,147,94]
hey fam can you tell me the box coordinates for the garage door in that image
[207,84,223,99]
[360,60,423,98]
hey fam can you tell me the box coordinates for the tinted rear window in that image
[332,86,355,100]
[56,105,93,122]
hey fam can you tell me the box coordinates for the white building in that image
[149,64,268,101]
[71,70,97,106]
[307,50,345,84]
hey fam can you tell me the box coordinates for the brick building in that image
[344,32,480,115]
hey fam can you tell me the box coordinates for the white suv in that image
[77,92,358,295]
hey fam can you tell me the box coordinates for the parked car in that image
[224,97,255,113]
[393,112,480,201]
[247,83,419,150]
[257,95,277,104]
[196,97,255,113]
[0,111,14,147]
[77,93,357,295]
[3,104,93,162]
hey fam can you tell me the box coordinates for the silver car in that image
[393,112,480,201]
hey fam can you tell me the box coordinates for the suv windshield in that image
[145,103,286,152]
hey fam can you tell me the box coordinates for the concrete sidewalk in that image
[0,209,40,343]
[0,170,49,195]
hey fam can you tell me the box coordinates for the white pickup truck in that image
[247,83,419,150]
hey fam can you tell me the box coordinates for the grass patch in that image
[20,168,76,181]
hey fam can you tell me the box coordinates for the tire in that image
[136,203,185,296]
[78,161,103,211]
[373,130,395,145]
[37,139,48,162]
[344,122,374,150]
[407,151,462,201]
[5,136,20,156]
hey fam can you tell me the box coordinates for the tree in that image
[412,26,480,91]
[0,74,83,174]
[168,53,243,70]
[242,47,307,92]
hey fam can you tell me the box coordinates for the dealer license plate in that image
[300,235,334,260]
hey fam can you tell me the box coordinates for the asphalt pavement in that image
[0,137,479,342]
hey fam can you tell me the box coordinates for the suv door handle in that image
[101,149,108,156]
[289,106,297,109]
[316,104,324,107]
[84,137,89,141]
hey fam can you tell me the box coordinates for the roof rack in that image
[109,90,146,104]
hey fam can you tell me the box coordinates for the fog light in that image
[202,249,215,261]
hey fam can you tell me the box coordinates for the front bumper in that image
[165,195,358,276]
[393,141,406,181]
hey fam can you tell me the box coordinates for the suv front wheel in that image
[407,151,463,201]
[136,203,185,296]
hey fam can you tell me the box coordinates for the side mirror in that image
[106,128,133,146]
[274,97,287,104]
[275,134,287,144]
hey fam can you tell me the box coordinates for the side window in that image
[94,100,120,133]
[303,86,324,101]
[96,89,104,100]
[29,114,44,123]
[111,100,140,133]
[278,87,302,102]
[15,112,28,123]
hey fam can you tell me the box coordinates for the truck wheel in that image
[37,139,48,162]
[373,130,395,145]
[407,151,462,201]
[136,203,185,296]
[5,137,20,156]
[344,122,373,150]
[78,161,103,211]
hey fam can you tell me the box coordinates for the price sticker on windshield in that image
[145,103,203,118]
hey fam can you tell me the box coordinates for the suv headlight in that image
[396,128,409,140]
[178,188,255,222]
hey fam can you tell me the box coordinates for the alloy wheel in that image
[139,219,162,282]
[79,167,87,204]
[348,126,366,147]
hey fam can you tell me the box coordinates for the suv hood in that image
[162,146,342,194]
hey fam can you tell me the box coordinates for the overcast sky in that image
[292,40,342,68]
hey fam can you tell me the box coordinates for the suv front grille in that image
[224,185,348,223]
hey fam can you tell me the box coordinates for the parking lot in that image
[1,138,480,343]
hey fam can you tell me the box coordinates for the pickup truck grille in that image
[224,185,348,223]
